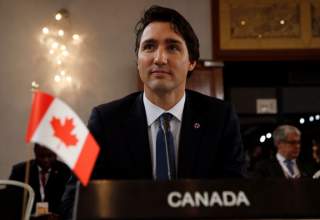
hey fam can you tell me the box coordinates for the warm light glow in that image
[72,34,80,41]
[55,13,62,21]
[280,20,286,25]
[260,135,266,143]
[58,29,64,37]
[40,9,81,89]
[60,45,67,51]
[66,76,72,82]
[62,51,69,56]
[240,20,246,26]
[42,27,49,34]
[309,116,315,122]
[31,81,39,89]
[54,75,61,82]
[51,42,59,49]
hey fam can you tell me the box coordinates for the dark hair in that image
[135,5,200,64]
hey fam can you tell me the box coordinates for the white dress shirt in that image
[37,166,51,201]
[276,153,301,178]
[143,92,185,179]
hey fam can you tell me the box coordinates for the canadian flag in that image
[26,91,100,186]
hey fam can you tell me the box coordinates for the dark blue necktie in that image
[156,113,176,180]
[284,159,294,176]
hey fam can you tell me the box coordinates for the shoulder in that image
[9,160,36,180]
[186,90,231,109]
[92,92,142,116]
[185,90,235,119]
[11,160,35,171]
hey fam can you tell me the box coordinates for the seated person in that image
[253,125,315,178]
[311,139,320,169]
[9,143,71,215]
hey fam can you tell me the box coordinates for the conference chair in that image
[0,179,35,220]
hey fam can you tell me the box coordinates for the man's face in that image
[137,22,196,95]
[277,132,301,160]
[34,145,57,171]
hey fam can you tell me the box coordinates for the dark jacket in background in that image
[252,157,316,178]
[9,159,71,214]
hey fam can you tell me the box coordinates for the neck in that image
[144,87,184,110]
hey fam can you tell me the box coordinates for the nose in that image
[154,47,167,65]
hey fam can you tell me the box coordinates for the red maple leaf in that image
[50,116,78,147]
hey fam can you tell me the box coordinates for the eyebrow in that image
[165,38,183,45]
[141,38,183,45]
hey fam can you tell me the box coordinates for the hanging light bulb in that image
[58,29,64,37]
[60,45,67,51]
[54,75,61,82]
[55,13,62,21]
[31,81,40,89]
[72,34,80,40]
[51,42,59,49]
[42,27,49,34]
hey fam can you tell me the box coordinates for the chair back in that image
[0,179,35,220]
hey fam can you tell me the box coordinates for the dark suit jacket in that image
[252,157,315,178]
[9,159,71,214]
[88,90,246,179]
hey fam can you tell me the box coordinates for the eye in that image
[141,43,155,52]
[167,44,180,52]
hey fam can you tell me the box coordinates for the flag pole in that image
[22,151,31,219]
[21,85,39,219]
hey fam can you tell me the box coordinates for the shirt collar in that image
[143,92,185,126]
[276,152,296,163]
[37,165,51,174]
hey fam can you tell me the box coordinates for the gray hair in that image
[273,125,301,146]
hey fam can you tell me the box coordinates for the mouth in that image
[150,69,171,77]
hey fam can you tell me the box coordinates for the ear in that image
[188,60,197,71]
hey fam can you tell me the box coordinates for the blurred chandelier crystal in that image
[38,8,82,87]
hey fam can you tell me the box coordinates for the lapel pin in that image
[194,122,200,129]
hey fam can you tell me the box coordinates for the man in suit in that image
[61,5,246,219]
[253,125,314,178]
[89,5,246,180]
[9,143,71,214]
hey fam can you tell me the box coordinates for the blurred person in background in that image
[253,125,315,178]
[9,143,71,215]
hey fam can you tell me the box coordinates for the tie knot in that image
[159,113,173,131]
[284,159,293,166]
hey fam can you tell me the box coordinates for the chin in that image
[148,82,175,93]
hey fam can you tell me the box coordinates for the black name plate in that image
[75,179,320,219]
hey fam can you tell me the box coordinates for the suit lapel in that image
[29,161,41,201]
[125,93,152,178]
[178,92,204,178]
[273,159,288,177]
